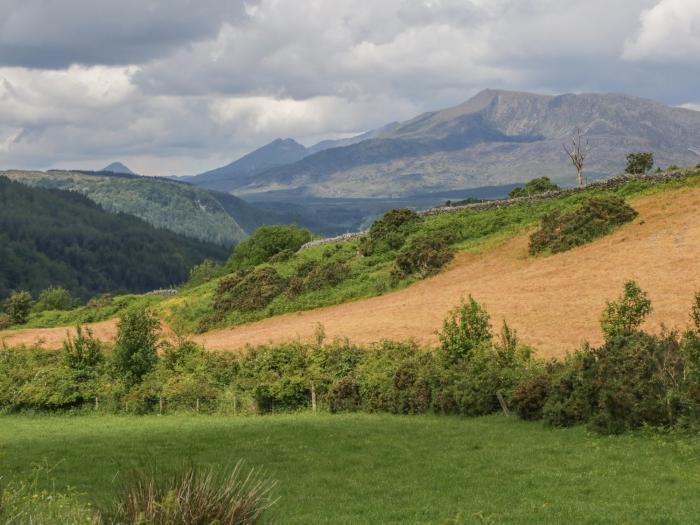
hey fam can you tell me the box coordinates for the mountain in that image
[305,122,400,155]
[2,170,248,246]
[182,138,308,192]
[101,162,136,175]
[221,89,700,198]
[0,176,228,301]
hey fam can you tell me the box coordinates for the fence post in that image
[94,396,99,411]
[496,392,510,416]
[311,384,317,414]
[196,398,200,413]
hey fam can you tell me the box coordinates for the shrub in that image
[62,325,104,402]
[625,152,654,174]
[3,291,33,325]
[287,260,350,297]
[112,307,161,386]
[327,376,361,412]
[508,177,560,198]
[187,259,220,286]
[225,224,313,271]
[600,280,652,340]
[529,195,638,254]
[512,371,553,420]
[437,296,493,363]
[214,267,287,314]
[394,234,455,278]
[109,463,276,525]
[0,313,11,330]
[35,286,74,311]
[359,208,420,256]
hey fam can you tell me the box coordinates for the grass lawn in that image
[2,413,700,524]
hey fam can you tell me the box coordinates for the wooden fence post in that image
[196,398,200,413]
[94,396,99,411]
[496,392,510,416]
[311,384,317,414]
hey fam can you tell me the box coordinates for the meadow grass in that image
[2,413,700,524]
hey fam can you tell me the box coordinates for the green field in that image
[2,413,700,524]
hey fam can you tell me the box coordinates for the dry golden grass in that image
[4,186,700,358]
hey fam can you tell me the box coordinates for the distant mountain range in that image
[178,89,700,198]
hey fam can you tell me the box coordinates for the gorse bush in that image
[4,290,33,325]
[287,260,351,296]
[359,208,420,256]
[35,286,74,312]
[529,195,638,255]
[214,267,287,314]
[394,234,455,278]
[508,177,560,198]
[225,224,313,272]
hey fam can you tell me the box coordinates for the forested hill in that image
[0,177,229,301]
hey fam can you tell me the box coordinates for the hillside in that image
[0,177,228,301]
[101,162,136,175]
[2,169,248,246]
[6,170,700,356]
[221,89,700,198]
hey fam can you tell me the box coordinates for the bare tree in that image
[563,128,590,188]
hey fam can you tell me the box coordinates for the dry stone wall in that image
[299,170,696,251]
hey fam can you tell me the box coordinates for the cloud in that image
[1,0,699,176]
[0,0,251,68]
[623,0,700,62]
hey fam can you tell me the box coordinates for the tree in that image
[36,286,74,311]
[563,128,590,188]
[625,152,654,175]
[438,296,493,362]
[4,291,33,325]
[509,177,561,198]
[112,307,161,385]
[600,280,652,339]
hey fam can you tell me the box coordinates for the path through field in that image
[3,186,699,357]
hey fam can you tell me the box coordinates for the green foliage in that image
[0,176,228,302]
[287,260,350,296]
[112,307,161,386]
[437,296,493,363]
[225,224,313,272]
[529,195,638,254]
[394,234,455,278]
[625,152,654,174]
[35,286,74,312]
[63,325,104,383]
[508,177,560,198]
[186,259,221,287]
[4,290,33,325]
[214,267,287,314]
[359,208,420,255]
[109,463,276,525]
[600,280,653,339]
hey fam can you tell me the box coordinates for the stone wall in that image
[298,170,696,251]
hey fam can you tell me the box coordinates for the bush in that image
[35,286,74,312]
[437,296,493,363]
[214,267,287,314]
[112,307,161,386]
[512,371,553,420]
[109,463,276,525]
[327,376,361,412]
[529,196,638,255]
[600,280,652,339]
[287,260,351,296]
[225,224,313,271]
[394,234,455,278]
[187,259,220,286]
[625,152,654,174]
[508,177,560,198]
[359,208,420,256]
[3,291,33,325]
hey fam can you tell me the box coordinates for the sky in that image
[0,0,699,176]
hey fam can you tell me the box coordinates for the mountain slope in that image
[0,176,228,301]
[183,138,308,192]
[2,170,248,246]
[101,162,136,175]
[228,90,700,198]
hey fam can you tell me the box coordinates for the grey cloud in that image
[0,0,252,68]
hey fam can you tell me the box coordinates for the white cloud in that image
[623,0,700,62]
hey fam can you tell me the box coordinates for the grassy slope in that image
[2,413,700,524]
[15,170,700,333]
